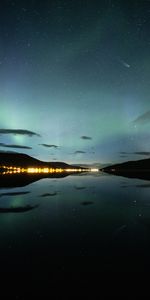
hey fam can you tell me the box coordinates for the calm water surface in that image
[0,172,150,274]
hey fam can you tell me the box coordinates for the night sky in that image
[0,0,150,165]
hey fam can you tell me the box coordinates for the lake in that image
[0,172,150,276]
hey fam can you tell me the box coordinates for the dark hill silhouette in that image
[0,152,84,169]
[101,158,150,180]
[0,152,87,188]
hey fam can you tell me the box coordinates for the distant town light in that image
[1,165,90,174]
[90,168,99,172]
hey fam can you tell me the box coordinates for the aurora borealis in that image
[0,0,150,165]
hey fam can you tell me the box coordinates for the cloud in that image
[39,143,59,148]
[74,150,86,154]
[0,129,41,137]
[0,150,17,153]
[120,151,128,154]
[119,151,150,156]
[134,151,150,156]
[80,136,92,140]
[132,111,150,125]
[0,143,32,149]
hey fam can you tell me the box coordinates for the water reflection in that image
[0,172,150,274]
[74,186,87,190]
[0,173,71,188]
[121,183,150,188]
[0,204,38,213]
[0,191,30,197]
[40,192,59,197]
[81,201,94,206]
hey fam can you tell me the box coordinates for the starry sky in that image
[0,0,150,165]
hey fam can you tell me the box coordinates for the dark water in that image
[0,172,150,276]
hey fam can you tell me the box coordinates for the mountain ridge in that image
[101,157,150,180]
[0,152,84,169]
